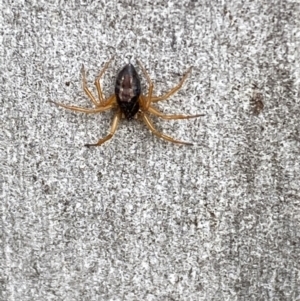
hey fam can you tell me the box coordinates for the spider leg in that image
[136,59,154,110]
[85,111,121,147]
[94,57,114,105]
[99,94,117,107]
[49,100,115,114]
[81,64,101,106]
[141,113,193,145]
[151,67,192,103]
[148,105,204,120]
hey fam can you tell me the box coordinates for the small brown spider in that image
[50,58,204,146]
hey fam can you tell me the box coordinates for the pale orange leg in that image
[81,65,100,106]
[49,100,115,114]
[85,111,121,147]
[141,113,193,145]
[148,105,204,120]
[94,57,114,105]
[98,94,117,107]
[137,59,153,109]
[151,67,192,103]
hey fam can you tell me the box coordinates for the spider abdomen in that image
[115,64,141,120]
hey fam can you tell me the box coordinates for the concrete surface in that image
[1,0,300,300]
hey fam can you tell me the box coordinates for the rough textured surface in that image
[1,1,300,300]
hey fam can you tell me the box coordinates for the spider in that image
[49,58,204,146]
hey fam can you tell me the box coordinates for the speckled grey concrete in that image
[1,1,300,300]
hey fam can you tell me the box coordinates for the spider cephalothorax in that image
[50,58,204,146]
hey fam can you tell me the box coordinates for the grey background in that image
[1,0,300,300]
